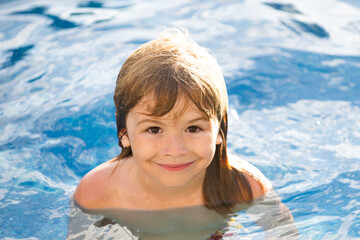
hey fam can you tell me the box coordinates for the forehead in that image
[131,93,207,121]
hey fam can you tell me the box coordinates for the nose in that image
[161,134,189,157]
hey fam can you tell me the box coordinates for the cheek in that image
[192,135,217,159]
[131,135,159,158]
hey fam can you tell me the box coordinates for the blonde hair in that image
[113,29,252,214]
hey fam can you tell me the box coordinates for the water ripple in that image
[1,45,34,71]
[264,2,302,14]
[12,6,79,30]
[1,0,360,239]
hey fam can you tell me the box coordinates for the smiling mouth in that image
[155,161,195,172]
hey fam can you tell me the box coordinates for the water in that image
[0,0,359,239]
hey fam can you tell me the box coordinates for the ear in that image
[120,133,131,148]
[119,129,131,148]
[216,132,222,145]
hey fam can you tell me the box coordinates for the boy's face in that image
[122,94,222,189]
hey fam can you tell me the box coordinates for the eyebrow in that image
[136,115,209,126]
[136,118,163,126]
[187,116,209,124]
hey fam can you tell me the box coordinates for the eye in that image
[187,126,201,133]
[147,127,161,134]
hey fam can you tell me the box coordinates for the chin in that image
[152,170,206,189]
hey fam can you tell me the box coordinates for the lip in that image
[155,161,195,172]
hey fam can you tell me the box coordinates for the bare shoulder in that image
[74,159,120,209]
[228,154,273,199]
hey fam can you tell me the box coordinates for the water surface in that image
[0,0,360,239]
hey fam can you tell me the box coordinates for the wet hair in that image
[113,29,253,214]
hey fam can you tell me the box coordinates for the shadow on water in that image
[263,2,302,14]
[280,19,330,38]
[0,45,34,71]
[77,0,131,10]
[78,1,103,8]
[290,20,329,38]
[263,2,329,38]
[12,6,79,30]
[27,72,47,83]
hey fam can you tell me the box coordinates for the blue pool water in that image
[1,0,360,239]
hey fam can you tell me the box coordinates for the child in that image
[72,29,280,238]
